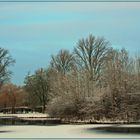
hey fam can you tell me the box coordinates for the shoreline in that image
[0,113,140,125]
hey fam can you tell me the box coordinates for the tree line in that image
[0,34,140,122]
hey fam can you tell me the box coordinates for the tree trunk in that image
[42,102,46,113]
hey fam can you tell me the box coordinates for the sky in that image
[0,2,140,85]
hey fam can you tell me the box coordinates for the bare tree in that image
[0,48,15,88]
[74,34,110,84]
[103,48,134,92]
[24,68,50,113]
[50,49,76,75]
[0,83,23,113]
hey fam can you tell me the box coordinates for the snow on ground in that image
[0,124,140,138]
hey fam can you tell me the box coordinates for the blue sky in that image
[0,2,140,85]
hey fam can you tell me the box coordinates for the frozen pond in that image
[0,124,140,138]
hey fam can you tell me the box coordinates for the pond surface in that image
[1,117,140,138]
[0,117,61,125]
[0,124,140,138]
[86,125,140,134]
